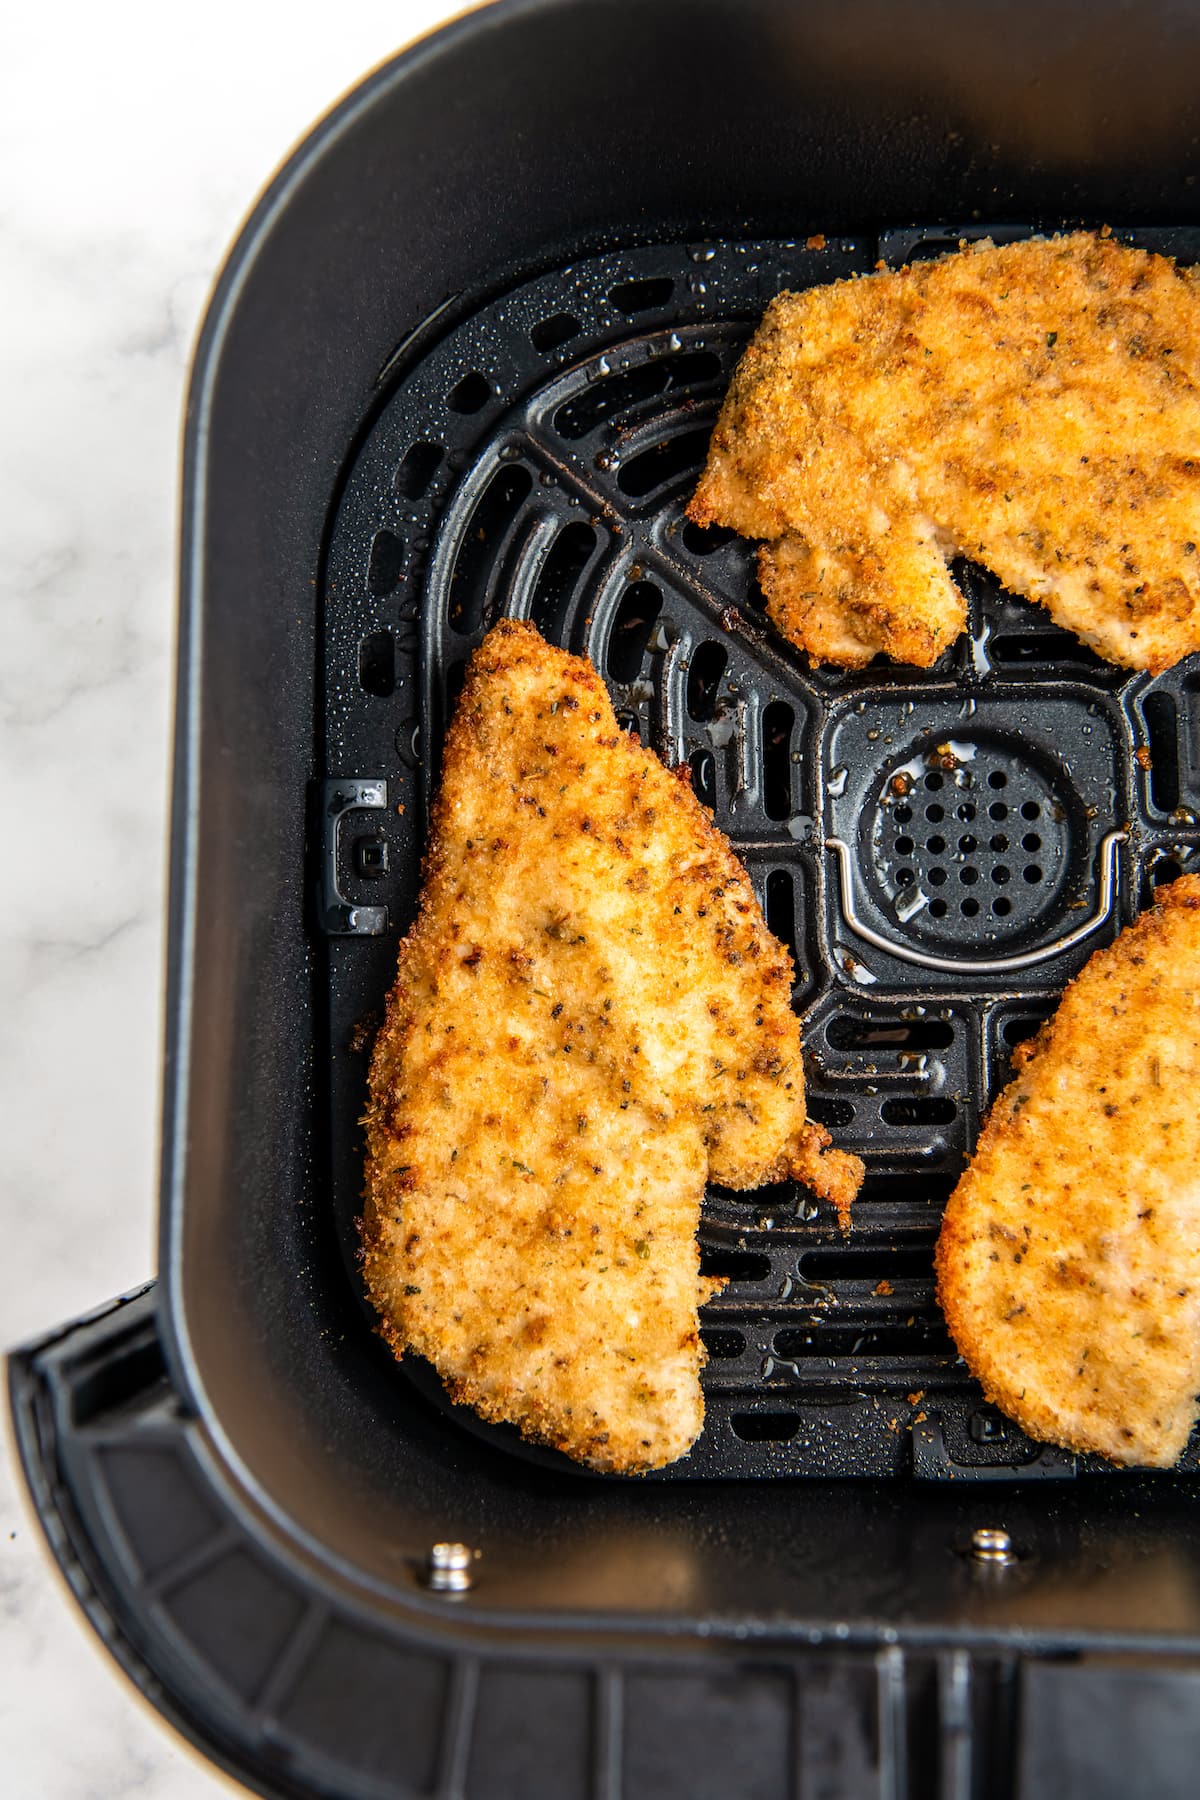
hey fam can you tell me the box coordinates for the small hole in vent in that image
[907,236,962,263]
[687,641,728,721]
[764,868,799,974]
[530,522,597,638]
[530,311,581,352]
[800,1244,934,1281]
[608,581,662,681]
[554,363,669,439]
[1022,833,1041,852]
[396,441,443,499]
[448,466,533,635]
[992,866,1010,885]
[762,701,794,820]
[447,371,493,413]
[358,630,395,697]
[959,834,977,853]
[1021,800,1041,821]
[806,1095,854,1128]
[732,1413,800,1443]
[617,428,711,498]
[826,1016,953,1050]
[961,897,980,917]
[680,519,736,556]
[925,772,944,791]
[665,350,724,390]
[609,276,675,313]
[700,1327,746,1360]
[989,802,1008,821]
[1023,864,1043,883]
[699,1246,771,1282]
[957,803,976,822]
[896,867,914,886]
[990,834,1009,852]
[1002,1013,1045,1047]
[690,748,716,807]
[926,803,944,821]
[355,836,387,880]
[776,1322,956,1358]
[880,1096,957,1125]
[895,835,915,855]
[991,633,1103,667]
[994,896,1012,915]
[860,1171,958,1205]
[894,805,913,824]
[368,528,405,596]
[959,867,978,885]
[929,898,948,918]
[927,834,946,854]
[928,867,946,886]
[989,771,1008,790]
[1143,690,1181,812]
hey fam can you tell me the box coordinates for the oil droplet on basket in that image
[839,949,878,985]
[969,623,993,675]
[896,887,929,923]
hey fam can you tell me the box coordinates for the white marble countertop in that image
[0,4,462,1792]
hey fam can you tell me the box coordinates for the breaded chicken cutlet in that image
[690,233,1200,671]
[362,621,862,1473]
[936,875,1200,1468]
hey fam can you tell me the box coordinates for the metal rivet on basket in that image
[969,1526,1017,1566]
[425,1542,477,1592]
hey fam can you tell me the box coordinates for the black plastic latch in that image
[315,778,389,935]
[913,1414,1077,1481]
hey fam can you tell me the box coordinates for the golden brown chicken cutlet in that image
[936,875,1200,1468]
[691,232,1200,671]
[362,621,862,1473]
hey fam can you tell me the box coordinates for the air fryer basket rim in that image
[160,0,532,1607]
[158,0,1200,1635]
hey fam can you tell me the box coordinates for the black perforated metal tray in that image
[317,223,1200,1480]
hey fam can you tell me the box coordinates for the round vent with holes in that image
[871,738,1074,946]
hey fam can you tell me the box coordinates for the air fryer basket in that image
[12,3,1200,1796]
[323,222,1200,1481]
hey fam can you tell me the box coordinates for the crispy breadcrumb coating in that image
[691,233,1200,671]
[362,621,862,1472]
[937,875,1200,1467]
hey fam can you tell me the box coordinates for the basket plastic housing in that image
[11,3,1200,1796]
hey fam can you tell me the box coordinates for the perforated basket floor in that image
[318,225,1200,1480]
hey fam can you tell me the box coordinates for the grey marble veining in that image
[0,5,456,1792]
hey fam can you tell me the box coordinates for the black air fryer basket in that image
[12,3,1200,1795]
